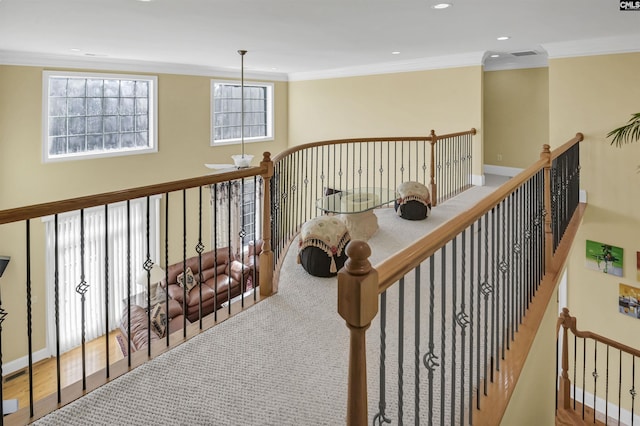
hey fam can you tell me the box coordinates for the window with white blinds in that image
[44,196,160,354]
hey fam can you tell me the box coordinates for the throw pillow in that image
[150,303,167,338]
[177,266,196,291]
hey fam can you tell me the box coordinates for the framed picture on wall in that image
[637,252,640,281]
[619,283,640,319]
[585,240,623,277]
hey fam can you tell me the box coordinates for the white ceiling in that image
[1,0,639,81]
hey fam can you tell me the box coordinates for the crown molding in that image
[288,51,485,82]
[543,35,640,59]
[0,50,289,81]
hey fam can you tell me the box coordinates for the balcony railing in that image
[0,128,476,424]
[336,134,586,424]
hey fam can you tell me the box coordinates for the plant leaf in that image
[607,112,640,147]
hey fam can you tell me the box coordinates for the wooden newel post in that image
[429,129,438,207]
[541,144,553,273]
[338,240,379,426]
[259,152,274,296]
[558,308,573,410]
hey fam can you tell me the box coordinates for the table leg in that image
[341,210,378,241]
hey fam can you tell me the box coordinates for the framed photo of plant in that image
[585,240,623,277]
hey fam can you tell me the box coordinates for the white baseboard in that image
[579,189,587,203]
[572,386,639,425]
[3,348,50,376]
[471,174,484,186]
[484,164,525,177]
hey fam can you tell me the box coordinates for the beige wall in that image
[501,287,559,426]
[0,64,288,362]
[549,53,640,338]
[288,66,485,176]
[483,67,549,169]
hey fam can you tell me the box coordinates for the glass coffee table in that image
[316,187,396,241]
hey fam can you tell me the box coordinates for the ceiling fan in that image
[205,50,253,172]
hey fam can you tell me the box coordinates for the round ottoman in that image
[298,216,351,277]
[395,181,431,221]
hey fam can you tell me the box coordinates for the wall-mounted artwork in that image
[619,283,640,319]
[585,240,623,277]
[637,252,640,281]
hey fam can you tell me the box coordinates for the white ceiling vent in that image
[511,50,538,57]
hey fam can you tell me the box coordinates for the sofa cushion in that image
[150,303,167,338]
[177,266,197,291]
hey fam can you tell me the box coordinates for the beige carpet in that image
[34,176,508,426]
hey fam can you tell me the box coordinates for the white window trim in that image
[210,79,274,147]
[42,70,158,163]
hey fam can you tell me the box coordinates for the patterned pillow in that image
[150,303,167,338]
[177,266,196,291]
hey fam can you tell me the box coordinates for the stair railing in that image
[558,307,640,424]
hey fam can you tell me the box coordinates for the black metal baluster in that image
[144,196,153,356]
[104,204,110,377]
[491,206,497,379]
[54,214,61,401]
[481,213,490,398]
[605,345,610,425]
[459,230,469,424]
[469,222,475,422]
[213,184,219,322]
[76,211,89,389]
[26,219,34,416]
[126,201,132,365]
[165,193,170,345]
[414,265,421,425]
[593,341,598,423]
[373,291,391,425]
[184,189,189,334]
[198,186,205,326]
[227,185,232,316]
[398,277,405,425]
[631,355,636,426]
[451,237,458,423]
[423,255,437,426]
[440,245,446,426]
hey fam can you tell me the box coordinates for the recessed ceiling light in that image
[432,3,451,9]
[70,48,81,52]
[392,51,401,55]
[497,36,510,41]
[490,54,499,58]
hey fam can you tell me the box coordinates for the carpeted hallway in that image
[34,175,509,426]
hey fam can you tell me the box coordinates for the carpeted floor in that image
[34,176,509,426]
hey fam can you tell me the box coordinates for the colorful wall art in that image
[585,240,623,277]
[619,283,640,319]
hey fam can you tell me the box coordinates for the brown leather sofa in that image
[162,248,252,322]
[243,239,263,289]
[120,298,187,352]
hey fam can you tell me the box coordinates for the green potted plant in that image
[607,112,640,146]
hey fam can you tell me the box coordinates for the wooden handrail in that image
[270,128,476,163]
[0,161,269,225]
[551,132,584,161]
[559,307,640,357]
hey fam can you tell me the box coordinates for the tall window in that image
[211,177,263,254]
[43,71,158,162]
[211,80,273,145]
[44,197,160,354]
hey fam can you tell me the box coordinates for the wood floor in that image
[2,330,125,412]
